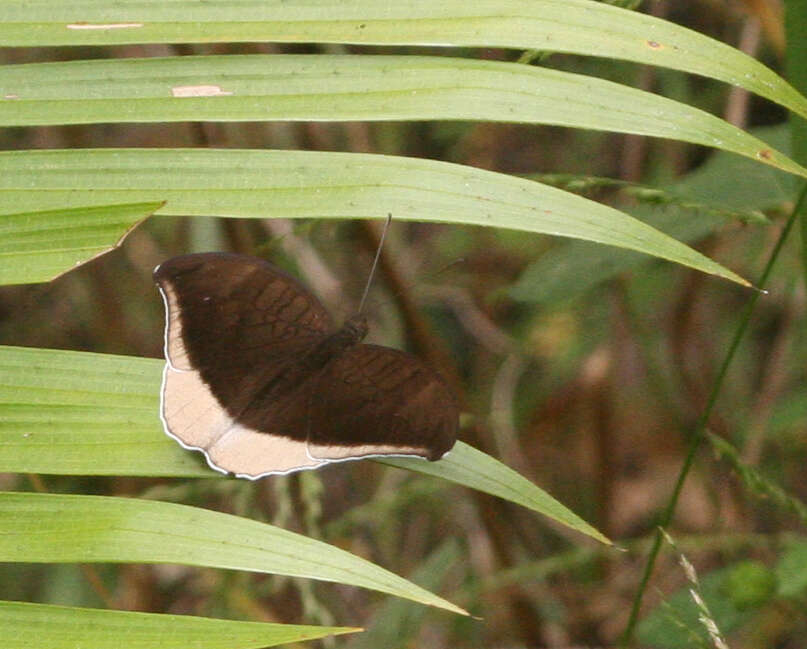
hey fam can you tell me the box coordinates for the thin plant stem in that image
[620,182,807,646]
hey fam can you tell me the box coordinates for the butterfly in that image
[154,252,458,478]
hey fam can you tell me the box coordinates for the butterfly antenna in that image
[358,213,392,314]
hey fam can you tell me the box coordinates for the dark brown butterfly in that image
[154,252,458,478]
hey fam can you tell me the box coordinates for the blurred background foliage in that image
[1,0,806,647]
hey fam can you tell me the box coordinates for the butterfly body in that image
[154,252,457,478]
[296,313,369,373]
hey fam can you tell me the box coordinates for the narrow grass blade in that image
[0,55,802,179]
[0,347,210,477]
[0,600,359,649]
[382,443,611,545]
[0,491,466,615]
[0,202,161,285]
[0,346,608,544]
[0,149,749,286]
[0,1,804,120]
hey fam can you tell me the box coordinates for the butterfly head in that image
[341,313,369,344]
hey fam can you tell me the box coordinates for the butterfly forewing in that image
[156,253,335,475]
[156,253,332,400]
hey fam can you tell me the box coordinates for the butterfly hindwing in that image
[306,344,458,462]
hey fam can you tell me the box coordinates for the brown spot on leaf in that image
[171,85,233,98]
[66,22,143,30]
